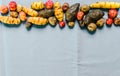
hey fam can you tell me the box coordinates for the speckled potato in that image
[68,22,75,27]
[19,11,27,21]
[114,18,120,25]
[10,11,18,18]
[96,18,105,27]
[0,5,9,14]
[87,23,97,32]
[16,4,23,12]
[80,4,90,13]
[48,17,57,26]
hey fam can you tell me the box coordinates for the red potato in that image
[45,0,54,9]
[108,9,118,19]
[59,21,65,28]
[77,11,84,21]
[19,11,27,21]
[0,5,9,14]
[106,18,113,25]
[9,1,17,11]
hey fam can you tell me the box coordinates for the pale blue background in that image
[0,0,120,76]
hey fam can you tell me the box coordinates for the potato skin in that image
[19,11,27,21]
[80,4,90,13]
[87,23,97,32]
[96,18,105,27]
[48,17,57,26]
[114,18,120,26]
[83,9,104,25]
[0,5,9,14]
[65,3,80,22]
[10,11,18,18]
[38,9,54,18]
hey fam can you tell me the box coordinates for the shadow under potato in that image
[106,24,112,28]
[32,23,48,29]
[87,29,96,35]
[68,25,75,29]
[97,25,104,30]
[3,23,21,28]
[49,24,57,28]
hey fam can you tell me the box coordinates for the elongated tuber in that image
[0,16,20,25]
[54,2,64,22]
[27,17,48,25]
[38,9,54,18]
[31,1,44,10]
[22,6,38,17]
[90,2,120,9]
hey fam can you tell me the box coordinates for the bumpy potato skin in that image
[38,9,54,18]
[31,1,44,10]
[28,17,48,25]
[87,23,97,32]
[0,16,20,25]
[65,3,80,22]
[54,2,64,22]
[10,11,18,18]
[22,6,38,17]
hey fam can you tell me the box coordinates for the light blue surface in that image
[1,0,120,76]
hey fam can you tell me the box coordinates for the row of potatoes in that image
[0,1,120,32]
[0,0,66,29]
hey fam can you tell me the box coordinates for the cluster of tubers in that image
[0,1,120,32]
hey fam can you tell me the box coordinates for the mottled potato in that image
[114,18,120,25]
[62,3,69,12]
[0,5,9,14]
[19,11,27,21]
[68,22,75,27]
[10,11,18,18]
[16,4,22,12]
[80,4,90,13]
[48,17,57,26]
[87,23,97,32]
[96,18,105,27]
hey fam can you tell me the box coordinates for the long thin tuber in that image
[22,6,38,17]
[27,17,48,25]
[90,2,120,9]
[0,16,20,25]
